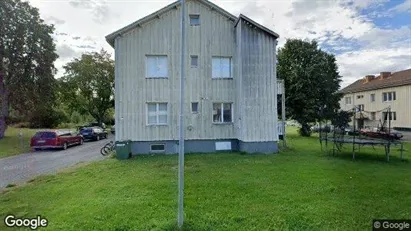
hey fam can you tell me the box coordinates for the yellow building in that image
[339,69,411,130]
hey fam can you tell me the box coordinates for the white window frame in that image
[146,103,168,125]
[150,143,165,153]
[357,104,364,111]
[212,56,233,79]
[383,111,397,121]
[145,55,168,78]
[345,96,351,105]
[189,14,200,26]
[212,102,233,124]
[370,93,375,102]
[382,91,396,102]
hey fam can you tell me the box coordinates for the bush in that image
[56,122,76,129]
[13,122,31,128]
[29,108,68,128]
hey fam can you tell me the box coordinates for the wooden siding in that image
[115,0,237,141]
[339,85,411,128]
[237,19,278,142]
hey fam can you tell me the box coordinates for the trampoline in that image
[319,106,405,162]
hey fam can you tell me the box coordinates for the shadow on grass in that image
[326,151,408,163]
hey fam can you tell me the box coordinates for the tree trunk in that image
[0,72,8,139]
[299,122,312,137]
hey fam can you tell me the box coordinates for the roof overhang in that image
[234,14,279,39]
[105,0,238,48]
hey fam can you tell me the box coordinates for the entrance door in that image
[357,119,364,129]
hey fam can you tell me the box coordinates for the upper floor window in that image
[212,57,232,79]
[191,55,198,68]
[370,94,375,102]
[146,55,168,78]
[356,95,364,99]
[357,104,364,111]
[345,96,351,104]
[382,92,396,102]
[189,14,200,26]
[147,103,168,125]
[191,102,199,113]
[213,103,232,123]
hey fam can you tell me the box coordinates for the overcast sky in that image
[29,0,411,88]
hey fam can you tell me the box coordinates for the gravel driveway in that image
[0,135,114,188]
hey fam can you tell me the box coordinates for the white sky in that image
[28,0,411,88]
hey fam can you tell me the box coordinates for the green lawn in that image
[0,127,40,158]
[1,129,410,230]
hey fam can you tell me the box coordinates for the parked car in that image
[80,127,108,141]
[310,125,334,133]
[78,122,106,131]
[110,125,115,134]
[360,127,403,140]
[30,130,83,151]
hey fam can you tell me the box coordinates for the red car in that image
[30,130,84,151]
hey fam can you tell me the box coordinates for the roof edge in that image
[105,0,238,48]
[234,14,279,39]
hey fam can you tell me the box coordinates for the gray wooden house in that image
[106,0,284,154]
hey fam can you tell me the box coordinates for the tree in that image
[0,0,59,133]
[277,39,343,136]
[59,50,115,125]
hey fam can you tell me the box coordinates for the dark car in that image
[30,130,83,151]
[80,127,108,141]
[360,128,403,140]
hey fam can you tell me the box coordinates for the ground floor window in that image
[147,103,168,125]
[213,103,232,123]
[382,111,396,121]
[150,144,165,152]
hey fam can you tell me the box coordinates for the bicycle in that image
[100,141,115,156]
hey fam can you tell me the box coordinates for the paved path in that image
[0,135,113,188]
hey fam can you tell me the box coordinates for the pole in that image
[178,0,186,228]
[281,81,286,148]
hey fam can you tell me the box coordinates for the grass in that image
[0,127,40,158]
[0,128,410,230]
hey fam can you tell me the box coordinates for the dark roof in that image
[340,68,411,94]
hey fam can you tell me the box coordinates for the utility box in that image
[115,140,131,160]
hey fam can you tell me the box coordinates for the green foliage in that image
[331,110,354,129]
[277,39,343,136]
[59,50,115,125]
[0,0,59,130]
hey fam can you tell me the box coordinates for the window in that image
[191,55,198,67]
[357,104,364,111]
[189,14,200,25]
[370,94,375,102]
[370,112,376,120]
[382,92,396,102]
[345,96,351,104]
[356,95,364,99]
[382,112,397,121]
[191,102,199,113]
[146,55,168,78]
[212,57,232,78]
[147,103,168,125]
[150,144,165,152]
[213,103,232,123]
